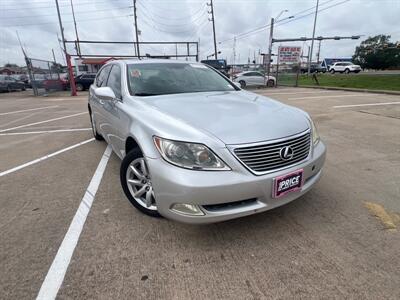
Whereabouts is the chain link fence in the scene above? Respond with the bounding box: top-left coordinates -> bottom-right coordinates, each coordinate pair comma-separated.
25,57 -> 67,96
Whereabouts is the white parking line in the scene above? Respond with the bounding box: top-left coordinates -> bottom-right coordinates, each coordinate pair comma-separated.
333,102 -> 400,108
36,145 -> 112,300
263,90 -> 332,95
0,128 -> 91,136
288,94 -> 365,100
0,105 -> 58,116
0,138 -> 94,177
0,113 -> 38,128
0,112 -> 86,133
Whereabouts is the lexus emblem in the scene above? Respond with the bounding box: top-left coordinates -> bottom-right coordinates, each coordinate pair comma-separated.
280,146 -> 294,160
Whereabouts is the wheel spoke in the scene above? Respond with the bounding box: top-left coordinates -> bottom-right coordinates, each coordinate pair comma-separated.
140,159 -> 148,177
134,186 -> 146,198
145,186 -> 153,207
130,165 -> 145,179
128,179 -> 143,186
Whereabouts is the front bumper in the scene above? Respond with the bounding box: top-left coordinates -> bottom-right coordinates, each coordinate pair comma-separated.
147,141 -> 326,224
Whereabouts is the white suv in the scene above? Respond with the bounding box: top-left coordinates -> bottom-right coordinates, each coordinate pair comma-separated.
329,62 -> 361,74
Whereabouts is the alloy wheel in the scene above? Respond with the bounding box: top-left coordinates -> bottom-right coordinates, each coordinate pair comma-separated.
126,158 -> 157,210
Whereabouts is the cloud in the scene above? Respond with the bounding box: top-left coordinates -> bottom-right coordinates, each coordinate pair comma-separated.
0,0 -> 399,66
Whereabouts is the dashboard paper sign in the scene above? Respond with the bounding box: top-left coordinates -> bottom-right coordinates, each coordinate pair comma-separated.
278,46 -> 301,63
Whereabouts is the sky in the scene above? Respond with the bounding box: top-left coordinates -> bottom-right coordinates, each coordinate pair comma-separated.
0,0 -> 399,67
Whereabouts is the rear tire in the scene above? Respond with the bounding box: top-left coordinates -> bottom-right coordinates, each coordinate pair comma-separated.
120,148 -> 161,218
89,110 -> 104,141
76,83 -> 84,91
239,80 -> 246,88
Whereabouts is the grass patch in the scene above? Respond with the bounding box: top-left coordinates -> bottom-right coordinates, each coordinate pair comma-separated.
295,74 -> 400,91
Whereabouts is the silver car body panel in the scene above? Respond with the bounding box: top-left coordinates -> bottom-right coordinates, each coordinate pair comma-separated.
89,59 -> 326,223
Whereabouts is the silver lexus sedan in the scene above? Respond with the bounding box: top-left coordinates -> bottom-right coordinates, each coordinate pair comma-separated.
88,59 -> 326,224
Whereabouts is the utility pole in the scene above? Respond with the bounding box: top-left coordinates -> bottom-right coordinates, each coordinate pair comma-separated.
69,0 -> 80,56
55,0 -> 76,96
307,0 -> 319,75
133,0 -> 140,59
52,48 -> 57,64
316,39 -> 322,64
233,36 -> 236,74
207,0 -> 218,59
266,17 -> 274,84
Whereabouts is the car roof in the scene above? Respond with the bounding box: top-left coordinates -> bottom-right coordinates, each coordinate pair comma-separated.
113,59 -> 201,66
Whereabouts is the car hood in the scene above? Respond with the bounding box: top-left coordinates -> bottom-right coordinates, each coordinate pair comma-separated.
143,91 -> 310,145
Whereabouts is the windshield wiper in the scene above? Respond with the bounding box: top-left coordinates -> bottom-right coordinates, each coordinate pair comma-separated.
133,92 -> 160,96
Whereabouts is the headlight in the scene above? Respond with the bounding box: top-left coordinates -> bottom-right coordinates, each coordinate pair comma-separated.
310,119 -> 320,145
153,136 -> 230,170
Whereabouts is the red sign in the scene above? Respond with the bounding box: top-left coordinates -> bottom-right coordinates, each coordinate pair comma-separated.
278,46 -> 301,63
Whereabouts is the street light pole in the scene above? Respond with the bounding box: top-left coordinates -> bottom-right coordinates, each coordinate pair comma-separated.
54,0 -> 76,96
266,17 -> 274,85
307,0 -> 319,75
69,0 -> 80,56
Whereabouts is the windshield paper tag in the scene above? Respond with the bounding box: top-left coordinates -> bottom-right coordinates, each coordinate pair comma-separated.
130,69 -> 141,78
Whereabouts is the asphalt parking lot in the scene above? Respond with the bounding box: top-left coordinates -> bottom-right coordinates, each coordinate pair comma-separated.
1,87 -> 399,299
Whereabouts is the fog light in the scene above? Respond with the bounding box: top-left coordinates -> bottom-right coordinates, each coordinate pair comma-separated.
171,203 -> 205,216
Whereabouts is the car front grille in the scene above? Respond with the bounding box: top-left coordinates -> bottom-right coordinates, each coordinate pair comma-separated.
233,130 -> 311,174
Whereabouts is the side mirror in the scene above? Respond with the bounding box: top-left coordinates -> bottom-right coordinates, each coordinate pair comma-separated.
94,87 -> 116,101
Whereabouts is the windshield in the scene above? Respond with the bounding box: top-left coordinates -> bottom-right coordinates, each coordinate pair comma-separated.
127,63 -> 237,96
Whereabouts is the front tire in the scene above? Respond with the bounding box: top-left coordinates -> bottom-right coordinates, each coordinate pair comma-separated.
120,149 -> 161,217
344,68 -> 350,74
330,69 -> 335,74
239,80 -> 246,88
267,79 -> 275,87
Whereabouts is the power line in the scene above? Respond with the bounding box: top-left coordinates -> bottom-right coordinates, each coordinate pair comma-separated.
3,14 -> 133,28
139,15 -> 209,35
0,5 -> 133,20
137,1 -> 206,22
138,4 -> 207,28
219,0 -> 348,44
0,0 -> 129,11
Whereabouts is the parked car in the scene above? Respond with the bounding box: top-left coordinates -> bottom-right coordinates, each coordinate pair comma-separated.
74,73 -> 96,91
233,71 -> 276,88
200,59 -> 229,77
43,74 -> 68,91
11,74 -> 30,87
88,60 -> 326,224
0,75 -> 26,92
300,64 -> 327,74
31,74 -> 47,89
329,62 -> 361,74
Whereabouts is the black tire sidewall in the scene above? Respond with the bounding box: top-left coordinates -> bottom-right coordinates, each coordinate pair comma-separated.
267,79 -> 274,87
120,149 -> 161,218
76,83 -> 84,91
89,111 -> 103,140
239,80 -> 246,88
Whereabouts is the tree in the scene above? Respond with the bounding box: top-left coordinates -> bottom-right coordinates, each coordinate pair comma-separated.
4,63 -> 19,68
353,35 -> 400,70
